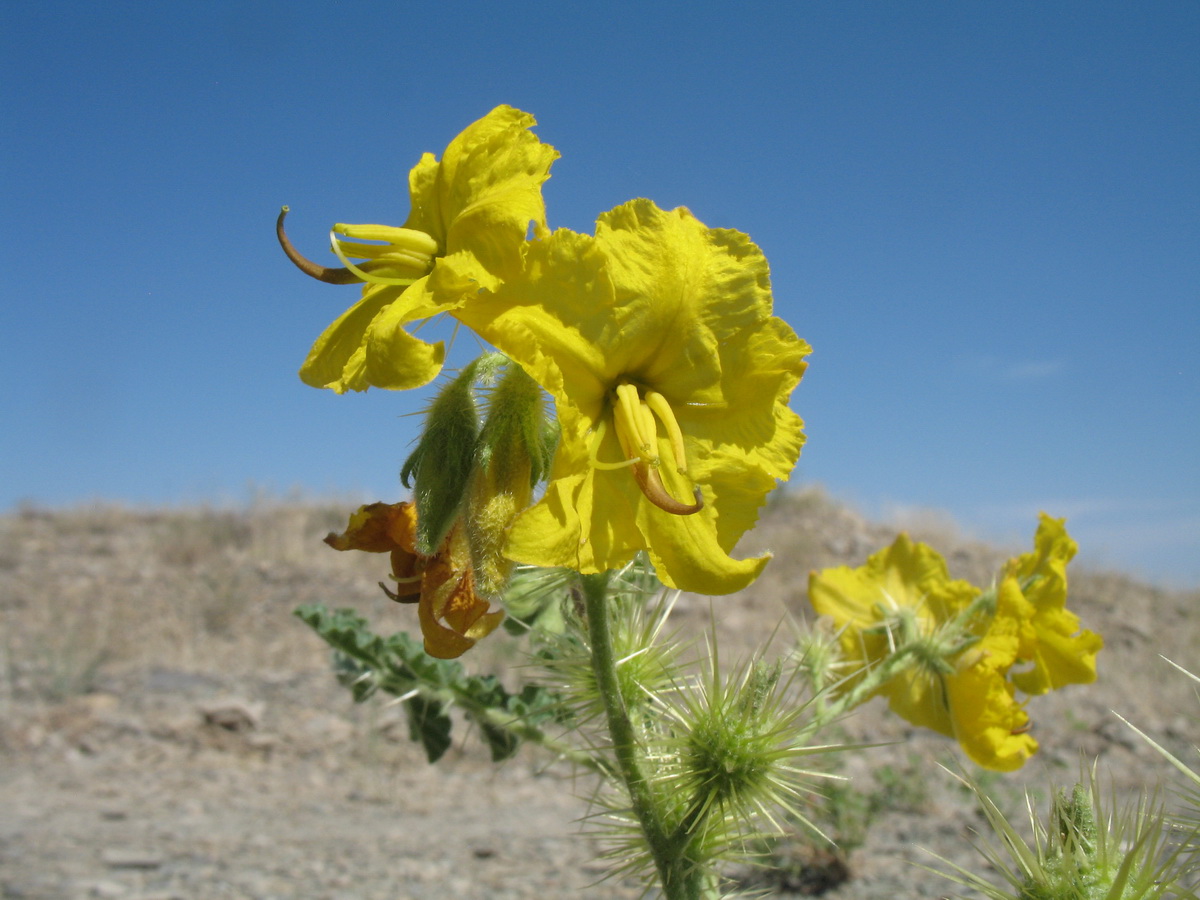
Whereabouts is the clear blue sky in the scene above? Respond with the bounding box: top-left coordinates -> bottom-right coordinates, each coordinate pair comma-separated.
3,2 -> 1197,586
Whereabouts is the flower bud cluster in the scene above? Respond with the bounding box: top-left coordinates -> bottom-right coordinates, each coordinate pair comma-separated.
324,355 -> 553,658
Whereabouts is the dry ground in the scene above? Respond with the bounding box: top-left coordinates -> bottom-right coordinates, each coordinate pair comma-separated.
1,489 -> 1196,899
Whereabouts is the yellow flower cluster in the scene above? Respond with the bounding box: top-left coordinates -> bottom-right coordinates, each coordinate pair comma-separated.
283,107 -> 810,655
808,514 -> 1103,771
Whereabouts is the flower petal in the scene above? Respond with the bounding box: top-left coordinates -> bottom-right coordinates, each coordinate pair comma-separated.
1006,514 -> 1103,693
945,665 -> 1038,772
945,577 -> 1039,771
322,501 -> 418,553
406,105 -> 558,278
299,287 -> 401,393
458,201 -> 809,592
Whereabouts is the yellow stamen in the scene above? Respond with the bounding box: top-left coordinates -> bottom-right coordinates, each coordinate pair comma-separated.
614,383 -> 650,459
645,390 -> 689,475
333,243 -> 435,269
333,223 -> 440,256
606,381 -> 703,516
325,223 -> 439,287
636,400 -> 659,458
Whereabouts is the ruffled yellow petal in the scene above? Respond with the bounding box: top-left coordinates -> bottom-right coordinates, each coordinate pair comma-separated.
299,287 -> 406,393
406,106 -> 558,277
944,577 -> 1039,770
945,663 -> 1037,771
1005,514 -> 1103,693
879,669 -> 955,736
458,200 -> 809,593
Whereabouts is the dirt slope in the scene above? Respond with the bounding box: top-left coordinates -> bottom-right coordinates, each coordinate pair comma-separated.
1,491 -> 1196,899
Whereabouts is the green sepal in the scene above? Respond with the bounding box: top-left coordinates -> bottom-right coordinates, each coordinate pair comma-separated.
465,361 -> 556,594
400,353 -> 506,555
474,361 -> 553,487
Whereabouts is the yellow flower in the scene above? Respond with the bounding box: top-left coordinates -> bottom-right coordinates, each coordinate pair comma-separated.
1005,513 -> 1102,694
324,502 -> 504,659
279,106 -> 558,393
936,578 -> 1039,771
807,533 -> 978,678
456,199 -> 810,594
808,535 -> 1038,771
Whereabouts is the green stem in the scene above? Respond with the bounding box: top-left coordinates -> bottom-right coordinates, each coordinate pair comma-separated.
474,704 -> 612,775
801,643 -> 927,743
579,572 -> 702,900
805,587 -> 1003,738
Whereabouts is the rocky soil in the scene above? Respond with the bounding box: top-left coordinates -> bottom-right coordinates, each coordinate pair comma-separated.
1,491 -> 1196,899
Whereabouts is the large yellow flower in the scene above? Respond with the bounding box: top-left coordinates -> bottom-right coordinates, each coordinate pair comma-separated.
456,199 -> 810,594
280,106 -> 558,393
809,535 -> 1038,771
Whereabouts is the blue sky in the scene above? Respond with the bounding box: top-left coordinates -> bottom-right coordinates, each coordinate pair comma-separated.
3,2 -> 1197,586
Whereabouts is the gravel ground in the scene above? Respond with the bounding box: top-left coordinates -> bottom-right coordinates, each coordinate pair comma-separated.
1,493 -> 1196,899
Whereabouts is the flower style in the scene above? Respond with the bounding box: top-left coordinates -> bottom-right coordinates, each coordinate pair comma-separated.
1003,513 -> 1102,695
279,105 -> 559,393
324,502 -> 504,659
808,534 -> 1039,771
455,199 -> 810,595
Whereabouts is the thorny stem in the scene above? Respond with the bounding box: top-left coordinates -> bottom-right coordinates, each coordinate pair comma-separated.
580,572 -> 705,900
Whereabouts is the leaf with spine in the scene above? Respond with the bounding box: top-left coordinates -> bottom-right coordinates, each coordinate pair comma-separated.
296,604 -> 566,763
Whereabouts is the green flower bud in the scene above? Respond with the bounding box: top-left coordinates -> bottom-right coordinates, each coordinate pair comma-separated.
401,354 -> 505,555
466,362 -> 553,595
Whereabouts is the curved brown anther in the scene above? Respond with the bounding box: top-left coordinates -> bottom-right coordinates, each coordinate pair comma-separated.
632,463 -> 704,516
276,206 -> 362,285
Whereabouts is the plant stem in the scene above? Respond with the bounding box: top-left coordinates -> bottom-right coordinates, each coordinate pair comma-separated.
579,572 -> 701,900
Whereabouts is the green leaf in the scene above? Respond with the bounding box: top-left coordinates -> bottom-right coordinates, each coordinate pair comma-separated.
296,603 -> 571,765
405,694 -> 454,763
479,720 -> 520,761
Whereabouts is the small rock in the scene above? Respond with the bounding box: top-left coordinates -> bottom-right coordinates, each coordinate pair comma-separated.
244,731 -> 278,751
101,848 -> 163,870
199,698 -> 264,732
82,879 -> 128,897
